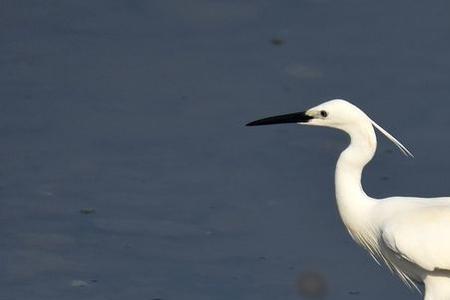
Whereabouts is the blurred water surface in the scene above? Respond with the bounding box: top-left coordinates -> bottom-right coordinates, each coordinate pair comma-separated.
1,1 -> 450,299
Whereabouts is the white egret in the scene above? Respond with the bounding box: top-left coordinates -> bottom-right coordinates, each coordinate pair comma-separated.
247,99 -> 450,300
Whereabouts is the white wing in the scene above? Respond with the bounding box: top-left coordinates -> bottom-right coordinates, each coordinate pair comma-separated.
382,204 -> 450,271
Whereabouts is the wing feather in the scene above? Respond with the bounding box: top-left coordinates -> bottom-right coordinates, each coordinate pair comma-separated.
382,206 -> 450,272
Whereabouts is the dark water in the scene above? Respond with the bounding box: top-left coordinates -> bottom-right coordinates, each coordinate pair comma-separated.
1,1 -> 450,299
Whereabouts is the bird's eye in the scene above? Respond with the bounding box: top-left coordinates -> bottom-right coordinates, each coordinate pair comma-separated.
320,110 -> 328,118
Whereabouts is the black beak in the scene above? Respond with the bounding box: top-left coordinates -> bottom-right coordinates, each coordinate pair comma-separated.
246,111 -> 313,126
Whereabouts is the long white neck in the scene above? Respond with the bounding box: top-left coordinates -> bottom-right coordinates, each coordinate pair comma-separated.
335,121 -> 377,232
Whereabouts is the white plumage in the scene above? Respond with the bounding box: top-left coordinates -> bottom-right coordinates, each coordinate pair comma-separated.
247,99 -> 450,300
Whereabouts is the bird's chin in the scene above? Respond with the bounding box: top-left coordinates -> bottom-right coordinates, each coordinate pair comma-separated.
300,119 -> 320,126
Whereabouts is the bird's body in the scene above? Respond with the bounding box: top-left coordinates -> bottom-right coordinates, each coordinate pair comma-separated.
334,122 -> 450,298
247,99 -> 450,300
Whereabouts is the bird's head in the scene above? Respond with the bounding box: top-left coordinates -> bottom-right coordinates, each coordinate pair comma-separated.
247,99 -> 364,130
246,99 -> 413,157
